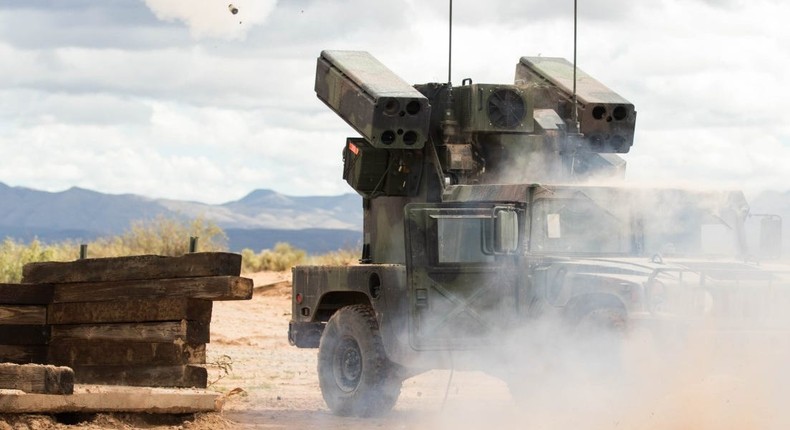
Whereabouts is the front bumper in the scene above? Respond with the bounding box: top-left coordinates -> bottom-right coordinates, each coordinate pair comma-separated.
288,321 -> 324,348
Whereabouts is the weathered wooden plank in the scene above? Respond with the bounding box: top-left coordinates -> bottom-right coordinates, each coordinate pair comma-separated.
71,365 -> 208,388
0,305 -> 47,325
0,345 -> 48,364
50,321 -> 209,344
0,325 -> 49,345
23,252 -> 241,284
0,385 -> 222,413
0,284 -> 53,305
52,275 -> 252,303
0,363 -> 74,394
49,341 -> 206,366
48,298 -> 212,325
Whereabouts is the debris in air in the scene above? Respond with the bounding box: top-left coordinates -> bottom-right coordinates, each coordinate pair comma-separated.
228,4 -> 239,15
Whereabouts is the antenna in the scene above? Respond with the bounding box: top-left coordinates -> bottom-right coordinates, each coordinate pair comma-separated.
572,0 -> 579,132
448,0 -> 453,85
439,0 -> 459,185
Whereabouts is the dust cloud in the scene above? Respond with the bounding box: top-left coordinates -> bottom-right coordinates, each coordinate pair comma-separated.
412,319 -> 790,430
406,181 -> 790,430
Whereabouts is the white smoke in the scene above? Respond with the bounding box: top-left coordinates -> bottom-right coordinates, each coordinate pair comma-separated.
142,0 -> 277,40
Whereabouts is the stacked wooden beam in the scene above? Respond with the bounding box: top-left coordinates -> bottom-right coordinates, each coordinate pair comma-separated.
0,385 -> 222,414
0,363 -> 73,394
8,252 -> 253,389
0,283 -> 52,365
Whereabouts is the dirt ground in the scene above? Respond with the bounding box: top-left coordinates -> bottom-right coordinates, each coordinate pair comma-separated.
0,272 -> 514,430
207,272 -> 516,430
209,275 -> 790,430
4,271 -> 789,429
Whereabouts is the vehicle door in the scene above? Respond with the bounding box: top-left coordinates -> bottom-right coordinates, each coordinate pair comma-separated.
405,203 -> 521,350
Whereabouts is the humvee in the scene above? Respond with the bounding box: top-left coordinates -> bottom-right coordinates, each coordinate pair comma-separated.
288,51 -> 786,416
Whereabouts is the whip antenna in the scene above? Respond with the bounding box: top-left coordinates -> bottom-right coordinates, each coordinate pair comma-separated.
438,0 -> 459,186
448,0 -> 453,85
572,0 -> 579,131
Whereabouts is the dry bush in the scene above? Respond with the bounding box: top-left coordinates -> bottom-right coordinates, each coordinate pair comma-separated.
0,238 -> 75,283
88,216 -> 227,258
0,216 -> 227,283
240,244 -> 360,273
1,220 -> 361,281
241,242 -> 306,272
308,248 -> 359,266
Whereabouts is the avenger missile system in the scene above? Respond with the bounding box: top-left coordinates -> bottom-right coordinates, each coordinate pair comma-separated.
316,50 -> 636,199
290,50 -> 785,420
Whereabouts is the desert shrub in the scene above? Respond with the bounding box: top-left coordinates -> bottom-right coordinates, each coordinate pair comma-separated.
241,242 -> 306,272
88,216 -> 227,258
0,216 -> 227,282
240,245 -> 361,273
0,238 -> 75,283
308,248 -> 359,266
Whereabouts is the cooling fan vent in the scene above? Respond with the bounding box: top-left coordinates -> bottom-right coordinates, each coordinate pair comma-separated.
487,88 -> 526,128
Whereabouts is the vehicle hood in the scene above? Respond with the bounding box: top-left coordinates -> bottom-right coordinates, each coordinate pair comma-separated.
538,256 -> 790,326
551,256 -> 790,284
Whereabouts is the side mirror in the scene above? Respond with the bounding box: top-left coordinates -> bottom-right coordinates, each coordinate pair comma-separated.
759,215 -> 782,258
494,208 -> 519,253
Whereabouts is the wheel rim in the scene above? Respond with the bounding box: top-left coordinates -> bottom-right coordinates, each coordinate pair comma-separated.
333,336 -> 362,392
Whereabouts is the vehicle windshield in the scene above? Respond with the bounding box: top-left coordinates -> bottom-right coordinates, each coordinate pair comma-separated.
639,190 -> 744,257
531,193 -> 631,254
529,188 -> 747,257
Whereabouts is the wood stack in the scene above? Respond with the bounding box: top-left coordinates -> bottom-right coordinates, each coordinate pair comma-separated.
0,283 -> 52,365
0,252 -> 253,389
0,363 -> 74,395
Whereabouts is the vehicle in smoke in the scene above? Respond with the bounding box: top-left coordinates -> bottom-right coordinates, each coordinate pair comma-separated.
288,50 -> 786,417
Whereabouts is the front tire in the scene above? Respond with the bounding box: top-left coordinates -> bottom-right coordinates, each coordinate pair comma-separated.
317,304 -> 401,417
574,306 -> 627,374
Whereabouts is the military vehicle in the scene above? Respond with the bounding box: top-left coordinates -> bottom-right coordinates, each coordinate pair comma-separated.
288,50 -> 787,417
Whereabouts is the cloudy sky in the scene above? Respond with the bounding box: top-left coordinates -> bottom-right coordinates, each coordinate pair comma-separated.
0,0 -> 788,204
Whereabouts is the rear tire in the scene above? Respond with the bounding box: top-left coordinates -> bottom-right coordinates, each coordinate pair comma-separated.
576,306 -> 626,336
317,304 -> 401,417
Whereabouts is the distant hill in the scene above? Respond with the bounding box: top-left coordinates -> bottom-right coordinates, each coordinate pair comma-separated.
3,181 -> 789,256
0,182 -> 362,254
226,228 -> 361,254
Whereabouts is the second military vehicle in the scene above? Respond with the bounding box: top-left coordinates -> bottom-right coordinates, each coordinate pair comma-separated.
288,50 -> 787,416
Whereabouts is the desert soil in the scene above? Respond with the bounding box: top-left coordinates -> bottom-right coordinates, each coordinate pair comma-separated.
0,272 -> 514,430
207,272 -> 515,430
4,272 -> 785,429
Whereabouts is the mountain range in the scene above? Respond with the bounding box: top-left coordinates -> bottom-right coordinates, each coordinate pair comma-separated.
1,182 -> 788,255
0,182 -> 362,254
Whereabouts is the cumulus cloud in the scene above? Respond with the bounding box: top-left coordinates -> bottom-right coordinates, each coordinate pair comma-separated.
0,0 -> 788,203
142,0 -> 277,40
0,96 -> 349,203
